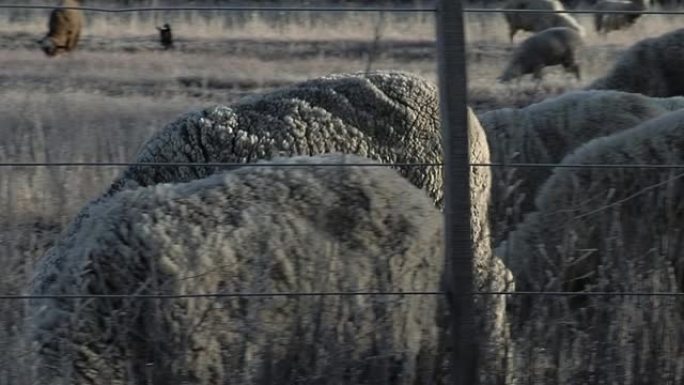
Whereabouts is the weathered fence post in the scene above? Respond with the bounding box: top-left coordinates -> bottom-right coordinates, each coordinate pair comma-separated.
435,1 -> 478,384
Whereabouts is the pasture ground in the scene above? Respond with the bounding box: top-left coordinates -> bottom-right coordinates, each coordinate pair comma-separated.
0,2 -> 682,381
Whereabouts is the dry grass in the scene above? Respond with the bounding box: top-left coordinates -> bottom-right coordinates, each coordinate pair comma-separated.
1,1 -> 684,382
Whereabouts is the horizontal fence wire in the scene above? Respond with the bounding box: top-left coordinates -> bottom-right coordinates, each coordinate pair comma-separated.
466,7 -> 684,15
4,161 -> 684,170
1,4 -> 684,15
0,4 -> 436,12
6,291 -> 684,299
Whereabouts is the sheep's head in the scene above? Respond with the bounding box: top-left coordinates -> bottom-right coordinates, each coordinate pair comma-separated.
497,64 -> 521,83
37,36 -> 71,57
37,37 -> 59,57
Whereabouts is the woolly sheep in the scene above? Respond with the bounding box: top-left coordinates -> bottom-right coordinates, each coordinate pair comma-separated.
593,0 -> 647,35
478,90 -> 684,241
38,0 -> 83,57
29,149 -> 514,384
102,73 -> 516,373
28,154 -> 445,385
498,27 -> 584,83
503,0 -> 585,43
587,28 -> 684,97
29,105 -> 515,384
106,71 -> 443,204
496,108 -> 684,384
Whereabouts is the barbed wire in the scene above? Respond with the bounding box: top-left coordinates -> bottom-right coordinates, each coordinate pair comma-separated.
1,4 -> 683,16
3,161 -> 684,170
6,290 -> 684,300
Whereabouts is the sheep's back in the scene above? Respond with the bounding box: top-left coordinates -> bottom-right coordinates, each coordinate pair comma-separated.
29,154 -> 445,385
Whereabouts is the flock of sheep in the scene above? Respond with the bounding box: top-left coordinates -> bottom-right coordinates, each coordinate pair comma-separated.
499,0 -> 655,83
21,0 -> 684,384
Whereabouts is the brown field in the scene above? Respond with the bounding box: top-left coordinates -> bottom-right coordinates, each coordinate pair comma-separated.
1,2 -> 683,382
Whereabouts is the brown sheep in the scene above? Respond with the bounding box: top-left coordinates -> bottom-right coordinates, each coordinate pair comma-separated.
498,27 -> 584,83
38,0 -> 83,57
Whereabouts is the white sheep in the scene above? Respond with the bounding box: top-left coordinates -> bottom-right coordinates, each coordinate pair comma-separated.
503,0 -> 585,43
28,146 -> 512,385
103,76 -> 515,380
593,0 -> 648,35
498,27 -> 584,83
478,90 -> 684,242
28,75 -> 515,383
587,28 -> 684,96
496,108 -> 684,385
106,71 -> 444,206
28,154 -> 445,385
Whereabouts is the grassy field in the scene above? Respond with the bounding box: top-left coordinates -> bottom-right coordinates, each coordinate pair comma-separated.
1,1 -> 683,382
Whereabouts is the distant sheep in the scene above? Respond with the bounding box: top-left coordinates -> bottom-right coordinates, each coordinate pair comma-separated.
29,154 -> 445,385
498,27 -> 584,83
38,0 -> 83,57
594,0 -> 647,35
478,90 -> 684,241
587,28 -> 684,96
496,109 -> 684,384
503,0 -> 585,43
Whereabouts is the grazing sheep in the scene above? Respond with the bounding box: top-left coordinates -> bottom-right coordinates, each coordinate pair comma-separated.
587,28 -> 684,97
478,90 -> 684,241
157,23 -> 174,49
38,0 -> 83,57
498,27 -> 584,83
29,108 -> 515,384
28,154 -> 445,385
594,0 -> 647,35
497,109 -> 684,384
503,0 -> 585,43
101,72 -> 516,376
106,71 -> 444,205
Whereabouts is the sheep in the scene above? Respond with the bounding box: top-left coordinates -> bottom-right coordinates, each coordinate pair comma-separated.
29,109 -> 515,384
502,0 -> 585,43
100,72 -> 516,376
37,0 -> 83,57
27,154 -> 446,385
106,71 -> 444,206
477,89 -> 684,242
498,27 -> 584,83
593,0 -> 647,35
587,28 -> 684,97
157,23 -> 174,50
496,109 -> 684,384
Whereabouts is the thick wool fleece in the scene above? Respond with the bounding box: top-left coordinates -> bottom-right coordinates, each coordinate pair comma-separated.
107,71 -> 444,205
587,28 -> 684,97
479,90 -> 684,241
29,154 -> 445,385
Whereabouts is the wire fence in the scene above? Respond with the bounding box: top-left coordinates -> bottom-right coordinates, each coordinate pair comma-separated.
4,161 -> 684,169
2,3 -> 684,15
6,290 -> 684,300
